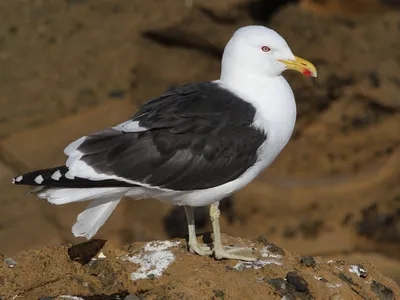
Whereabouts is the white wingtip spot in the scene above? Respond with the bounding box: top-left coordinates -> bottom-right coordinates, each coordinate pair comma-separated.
34,175 -> 44,184
13,175 -> 23,183
51,170 -> 62,181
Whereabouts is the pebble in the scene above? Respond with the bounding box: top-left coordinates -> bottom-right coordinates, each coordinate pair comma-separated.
300,256 -> 316,268
4,258 -> 17,268
286,271 -> 309,293
371,281 -> 394,300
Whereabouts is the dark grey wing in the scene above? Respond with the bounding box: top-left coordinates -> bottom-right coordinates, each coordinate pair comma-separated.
70,82 -> 267,191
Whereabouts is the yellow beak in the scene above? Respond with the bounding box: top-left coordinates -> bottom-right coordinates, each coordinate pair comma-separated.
279,56 -> 317,78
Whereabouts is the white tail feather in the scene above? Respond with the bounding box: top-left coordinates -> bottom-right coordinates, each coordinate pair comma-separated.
37,187 -> 129,205
72,197 -> 121,239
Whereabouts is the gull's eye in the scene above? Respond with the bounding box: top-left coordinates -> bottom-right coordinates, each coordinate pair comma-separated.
261,46 -> 271,52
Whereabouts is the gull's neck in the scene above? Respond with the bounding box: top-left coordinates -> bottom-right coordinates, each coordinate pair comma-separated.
219,66 -> 296,122
220,65 -> 283,95
219,65 -> 297,150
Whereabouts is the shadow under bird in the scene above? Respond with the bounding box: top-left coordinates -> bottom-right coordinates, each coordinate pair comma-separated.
13,25 -> 317,261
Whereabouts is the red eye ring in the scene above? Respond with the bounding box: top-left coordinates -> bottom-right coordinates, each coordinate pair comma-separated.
261,46 -> 271,52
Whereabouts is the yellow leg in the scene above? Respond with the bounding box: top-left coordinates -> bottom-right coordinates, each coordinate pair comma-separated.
184,205 -> 212,256
210,202 -> 256,261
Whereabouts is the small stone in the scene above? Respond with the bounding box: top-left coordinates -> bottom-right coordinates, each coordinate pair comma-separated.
371,281 -> 394,300
4,258 -> 17,268
286,272 -> 309,293
213,289 -> 225,299
68,239 -> 106,265
300,256 -> 316,267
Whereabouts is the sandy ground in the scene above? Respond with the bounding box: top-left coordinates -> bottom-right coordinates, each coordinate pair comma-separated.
1,0 -> 400,296
1,235 -> 400,299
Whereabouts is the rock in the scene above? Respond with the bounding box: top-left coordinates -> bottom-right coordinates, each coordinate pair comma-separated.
300,256 -> 317,268
268,272 -> 313,300
371,281 -> 394,300
68,239 -> 107,265
3,258 -> 16,268
0,235 -> 399,299
286,271 -> 310,293
212,289 -> 225,299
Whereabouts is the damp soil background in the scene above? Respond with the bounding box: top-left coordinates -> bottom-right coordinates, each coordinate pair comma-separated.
1,0 -> 400,289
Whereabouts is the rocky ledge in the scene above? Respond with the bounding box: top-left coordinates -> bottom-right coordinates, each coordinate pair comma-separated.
1,235 -> 399,300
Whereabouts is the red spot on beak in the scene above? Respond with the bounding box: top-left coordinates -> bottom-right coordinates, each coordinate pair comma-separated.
302,69 -> 313,77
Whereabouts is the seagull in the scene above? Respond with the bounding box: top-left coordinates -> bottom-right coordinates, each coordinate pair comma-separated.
12,25 -> 316,261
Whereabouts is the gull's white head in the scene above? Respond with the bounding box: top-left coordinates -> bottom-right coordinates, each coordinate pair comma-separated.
221,25 -> 317,78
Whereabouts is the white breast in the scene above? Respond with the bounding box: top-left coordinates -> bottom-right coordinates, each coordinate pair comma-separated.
220,75 -> 297,169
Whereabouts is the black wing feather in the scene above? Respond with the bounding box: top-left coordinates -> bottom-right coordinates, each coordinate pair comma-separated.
76,82 -> 266,190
